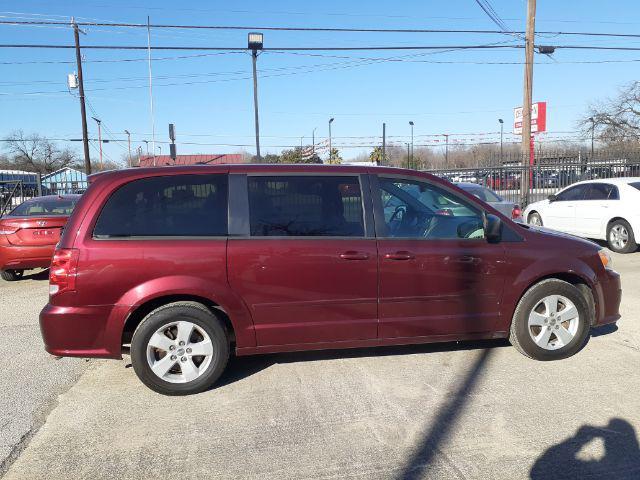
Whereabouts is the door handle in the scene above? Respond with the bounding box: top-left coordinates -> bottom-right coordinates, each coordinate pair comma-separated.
384,251 -> 415,260
339,251 -> 370,260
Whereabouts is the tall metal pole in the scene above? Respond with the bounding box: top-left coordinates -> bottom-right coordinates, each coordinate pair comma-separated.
144,140 -> 149,156
499,119 -> 504,167
382,122 -> 386,166
251,50 -> 261,161
312,127 -> 317,155
72,18 -> 91,175
146,16 -> 156,166
328,118 -> 334,162
444,134 -> 449,163
409,121 -> 414,169
590,117 -> 595,157
520,0 -> 536,206
97,121 -> 103,170
124,130 -> 131,167
406,143 -> 410,169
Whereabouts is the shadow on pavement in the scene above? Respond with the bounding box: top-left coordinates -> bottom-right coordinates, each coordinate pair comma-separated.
394,348 -> 493,479
16,269 -> 49,281
216,339 -> 506,389
530,418 -> 640,480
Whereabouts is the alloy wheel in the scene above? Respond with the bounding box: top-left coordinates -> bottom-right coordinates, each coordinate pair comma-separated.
609,225 -> 629,251
527,295 -> 580,350
146,321 -> 214,383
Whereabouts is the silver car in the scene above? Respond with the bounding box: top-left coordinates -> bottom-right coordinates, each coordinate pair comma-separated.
455,182 -> 522,221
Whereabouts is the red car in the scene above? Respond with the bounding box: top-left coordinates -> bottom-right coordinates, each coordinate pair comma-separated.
0,195 -> 80,281
39,165 -> 621,395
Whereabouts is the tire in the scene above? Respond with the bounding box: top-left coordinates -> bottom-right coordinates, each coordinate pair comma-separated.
528,211 -> 543,227
607,219 -> 637,254
131,301 -> 230,396
1,269 -> 24,281
509,279 -> 591,361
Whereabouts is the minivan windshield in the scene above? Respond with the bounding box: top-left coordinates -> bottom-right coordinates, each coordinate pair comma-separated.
8,196 -> 79,217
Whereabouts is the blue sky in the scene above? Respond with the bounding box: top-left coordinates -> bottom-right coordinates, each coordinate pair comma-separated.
1,0 -> 639,163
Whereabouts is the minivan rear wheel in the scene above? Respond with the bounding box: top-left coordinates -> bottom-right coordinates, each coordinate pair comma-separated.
509,279 -> 590,361
131,302 -> 229,396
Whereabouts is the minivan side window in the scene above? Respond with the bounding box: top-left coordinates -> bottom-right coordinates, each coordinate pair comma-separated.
556,184 -> 587,201
584,183 -> 619,200
248,176 -> 364,237
93,174 -> 228,238
379,177 -> 484,239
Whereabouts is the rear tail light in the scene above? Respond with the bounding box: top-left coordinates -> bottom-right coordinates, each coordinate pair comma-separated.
512,205 -> 523,220
49,248 -> 79,296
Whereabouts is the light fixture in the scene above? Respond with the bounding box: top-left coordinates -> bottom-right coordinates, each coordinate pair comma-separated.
248,32 -> 264,50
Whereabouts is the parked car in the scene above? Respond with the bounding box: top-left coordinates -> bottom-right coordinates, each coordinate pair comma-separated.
0,195 -> 81,281
40,165 -> 621,395
523,178 -> 640,253
456,182 -> 522,221
484,173 -> 519,190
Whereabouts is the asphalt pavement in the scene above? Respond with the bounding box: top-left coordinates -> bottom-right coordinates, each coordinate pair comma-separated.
0,270 -> 88,476
1,254 -> 640,479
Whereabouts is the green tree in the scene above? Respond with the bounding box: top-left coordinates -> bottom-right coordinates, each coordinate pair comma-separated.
369,146 -> 385,165
328,147 -> 342,164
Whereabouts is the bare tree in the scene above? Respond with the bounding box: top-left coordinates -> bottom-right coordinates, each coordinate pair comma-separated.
4,130 -> 80,173
581,81 -> 640,143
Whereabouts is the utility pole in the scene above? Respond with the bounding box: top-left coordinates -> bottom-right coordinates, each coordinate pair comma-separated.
248,33 -> 264,161
520,0 -> 536,206
382,122 -> 386,166
72,18 -> 91,175
499,118 -> 504,167
124,130 -> 131,167
146,16 -> 156,166
91,117 -> 103,170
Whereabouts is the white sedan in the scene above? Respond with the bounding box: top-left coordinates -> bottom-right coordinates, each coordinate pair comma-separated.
523,177 -> 640,253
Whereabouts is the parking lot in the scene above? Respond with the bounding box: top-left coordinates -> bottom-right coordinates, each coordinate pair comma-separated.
0,253 -> 639,479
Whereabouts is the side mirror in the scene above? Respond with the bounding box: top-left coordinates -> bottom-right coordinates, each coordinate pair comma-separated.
548,194 -> 557,202
484,214 -> 503,244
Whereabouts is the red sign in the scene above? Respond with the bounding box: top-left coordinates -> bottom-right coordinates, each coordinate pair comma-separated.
513,101 -> 547,134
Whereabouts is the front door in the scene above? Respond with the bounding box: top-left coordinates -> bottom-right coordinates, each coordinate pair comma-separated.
374,175 -> 507,339
544,184 -> 588,232
228,174 -> 378,346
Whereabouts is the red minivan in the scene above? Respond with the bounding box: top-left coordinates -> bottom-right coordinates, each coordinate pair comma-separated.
39,165 -> 621,395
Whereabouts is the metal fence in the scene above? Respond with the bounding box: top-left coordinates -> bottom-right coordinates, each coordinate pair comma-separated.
0,170 -> 88,216
426,153 -> 640,207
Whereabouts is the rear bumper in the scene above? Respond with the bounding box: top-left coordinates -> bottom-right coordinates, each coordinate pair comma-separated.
39,302 -> 121,359
594,269 -> 622,326
0,243 -> 55,270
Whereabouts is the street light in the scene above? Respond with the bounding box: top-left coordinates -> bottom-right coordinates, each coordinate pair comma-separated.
409,121 -> 414,169
157,145 -> 162,156
143,140 -> 149,156
91,116 -> 103,170
124,129 -> 131,167
498,118 -> 504,166
443,134 -> 449,164
248,32 -> 264,161
328,117 -> 334,163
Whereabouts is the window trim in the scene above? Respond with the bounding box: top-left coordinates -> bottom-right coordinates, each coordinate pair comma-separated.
371,173 -> 486,241
240,173 -> 373,240
91,173 -> 229,240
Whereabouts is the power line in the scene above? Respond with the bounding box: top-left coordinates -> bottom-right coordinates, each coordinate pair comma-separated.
2,19 -> 640,39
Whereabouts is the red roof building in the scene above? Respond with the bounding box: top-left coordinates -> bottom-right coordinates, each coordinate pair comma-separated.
138,154 -> 245,167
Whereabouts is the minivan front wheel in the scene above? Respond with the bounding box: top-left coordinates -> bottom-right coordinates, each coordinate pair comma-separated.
131,302 -> 229,396
509,279 -> 590,361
